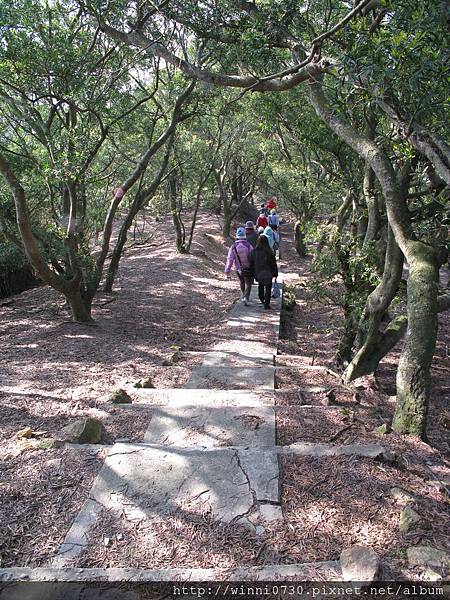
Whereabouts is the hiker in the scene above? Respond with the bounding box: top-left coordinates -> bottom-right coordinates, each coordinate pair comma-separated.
250,235 -> 278,310
256,209 -> 268,230
257,226 -> 265,234
271,224 -> 280,253
224,227 -> 254,306
268,208 -> 280,228
245,221 -> 258,248
266,197 -> 277,212
260,203 -> 269,217
263,225 -> 276,251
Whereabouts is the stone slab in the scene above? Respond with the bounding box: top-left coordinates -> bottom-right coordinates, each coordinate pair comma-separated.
0,561 -> 342,582
52,443 -> 281,567
143,404 -> 275,447
0,582 -> 138,600
238,448 -> 280,503
186,366 -> 275,390
202,350 -> 274,367
128,388 -> 275,406
280,442 -> 387,459
51,499 -> 103,568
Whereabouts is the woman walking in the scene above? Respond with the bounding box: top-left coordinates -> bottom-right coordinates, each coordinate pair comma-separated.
250,235 -> 278,310
224,227 -> 254,305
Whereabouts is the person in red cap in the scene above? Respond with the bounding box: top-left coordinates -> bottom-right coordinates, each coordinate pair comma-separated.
266,197 -> 277,212
256,209 -> 268,230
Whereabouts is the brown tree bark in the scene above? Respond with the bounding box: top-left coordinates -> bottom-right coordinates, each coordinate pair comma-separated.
0,153 -> 94,322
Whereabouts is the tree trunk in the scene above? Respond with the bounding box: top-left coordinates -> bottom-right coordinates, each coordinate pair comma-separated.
294,220 -> 307,256
362,163 -> 380,250
343,226 -> 403,381
393,241 -> 439,436
0,152 -> 94,322
215,171 -> 232,238
169,173 -> 187,253
103,136 -> 175,292
66,288 -> 93,322
103,208 -> 136,293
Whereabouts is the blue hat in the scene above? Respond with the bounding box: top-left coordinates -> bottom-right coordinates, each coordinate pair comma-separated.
236,227 -> 246,239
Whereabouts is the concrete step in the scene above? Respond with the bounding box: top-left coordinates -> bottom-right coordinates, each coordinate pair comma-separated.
185,366 -> 275,390
52,443 -> 281,567
125,388 -> 276,406
0,560 -> 342,583
51,440 -> 388,568
143,403 -> 275,447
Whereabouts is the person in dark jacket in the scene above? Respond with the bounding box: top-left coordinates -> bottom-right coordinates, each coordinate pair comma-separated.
250,235 -> 278,310
245,221 -> 258,247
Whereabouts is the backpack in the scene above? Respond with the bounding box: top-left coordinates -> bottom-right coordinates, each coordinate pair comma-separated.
233,242 -> 253,276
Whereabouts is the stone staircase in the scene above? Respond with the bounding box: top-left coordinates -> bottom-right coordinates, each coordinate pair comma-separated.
0,274 -> 389,587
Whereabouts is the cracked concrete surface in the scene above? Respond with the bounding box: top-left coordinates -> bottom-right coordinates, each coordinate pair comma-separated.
143,403 -> 275,447
87,443 -> 280,524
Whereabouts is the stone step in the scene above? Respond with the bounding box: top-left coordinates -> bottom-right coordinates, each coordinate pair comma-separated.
185,366 -> 275,390
120,387 -> 349,407
143,403 -> 275,447
201,350 -> 274,367
125,388 -> 276,406
51,441 -> 387,569
52,443 -> 281,567
0,560 -> 342,582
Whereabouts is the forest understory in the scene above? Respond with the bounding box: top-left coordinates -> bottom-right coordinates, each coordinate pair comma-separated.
0,213 -> 448,579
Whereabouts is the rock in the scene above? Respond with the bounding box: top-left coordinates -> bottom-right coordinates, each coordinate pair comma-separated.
407,546 -> 450,570
134,378 -> 154,389
235,517 -> 256,532
38,437 -> 64,450
373,423 -> 390,435
259,504 -> 283,523
381,449 -> 400,464
399,506 -> 422,532
422,568 -> 443,581
15,426 -> 33,439
340,545 -> 380,582
428,479 -> 450,494
46,458 -> 62,469
390,487 -> 417,506
108,388 -> 132,404
59,418 -> 103,444
255,525 -> 266,536
325,389 -> 336,403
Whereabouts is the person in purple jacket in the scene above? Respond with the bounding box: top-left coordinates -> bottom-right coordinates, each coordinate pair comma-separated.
224,227 -> 254,305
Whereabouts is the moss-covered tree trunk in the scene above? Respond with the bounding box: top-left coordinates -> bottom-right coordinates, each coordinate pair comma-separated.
294,220 -> 307,256
392,241 -> 439,436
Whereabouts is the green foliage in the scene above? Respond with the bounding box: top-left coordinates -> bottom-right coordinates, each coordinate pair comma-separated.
0,241 -> 28,273
307,223 -> 380,324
